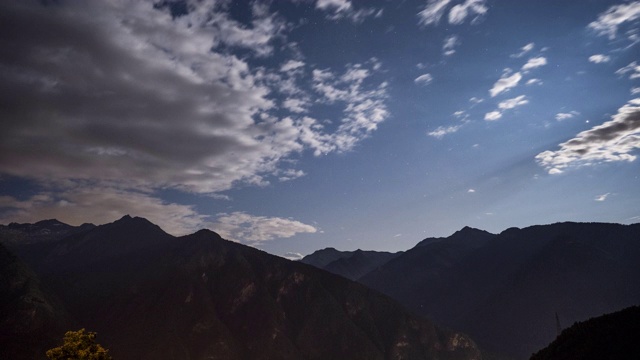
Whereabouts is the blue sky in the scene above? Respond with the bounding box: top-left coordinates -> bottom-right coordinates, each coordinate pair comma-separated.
1,0 -> 639,259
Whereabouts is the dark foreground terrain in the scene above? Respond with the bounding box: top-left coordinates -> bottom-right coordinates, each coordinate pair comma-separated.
530,305 -> 640,360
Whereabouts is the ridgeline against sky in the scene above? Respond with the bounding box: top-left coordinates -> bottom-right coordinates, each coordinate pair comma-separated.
1,0 -> 639,258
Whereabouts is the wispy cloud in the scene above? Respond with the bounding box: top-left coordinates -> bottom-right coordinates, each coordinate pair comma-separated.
511,43 -> 535,58
448,0 -> 488,25
281,59 -> 306,73
616,61 -> 640,79
555,111 -> 580,121
536,98 -> 640,174
443,35 -> 460,56
415,73 -> 434,85
489,71 -> 522,97
589,54 -> 611,64
522,56 -> 547,71
418,0 -> 452,26
418,0 -> 487,26
484,111 -> 502,121
588,1 -> 640,39
484,95 -> 529,121
595,193 -> 610,202
428,124 -> 462,138
212,212 -> 318,244
526,78 -> 543,86
315,0 -> 382,23
498,95 -> 529,110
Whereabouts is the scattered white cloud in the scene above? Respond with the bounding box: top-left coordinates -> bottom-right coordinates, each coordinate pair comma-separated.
448,0 -> 488,25
555,111 -> 580,121
588,54 -> 611,63
443,35 -> 460,56
498,95 -> 529,110
282,98 -> 310,113
588,1 -> 640,39
526,78 -> 543,86
616,61 -> 640,79
316,0 -> 382,23
278,169 -> 306,182
595,193 -> 610,202
428,124 -> 462,138
522,56 -> 548,71
418,0 -> 452,26
212,212 -> 318,243
484,111 -> 502,121
536,98 -> 640,174
489,71 -> 522,97
469,96 -> 484,104
418,0 -> 487,26
281,59 -> 305,73
467,188 -> 476,193
415,73 -> 434,85
511,43 -> 535,58
484,95 -> 528,121
309,63 -> 389,155
632,87 -> 640,95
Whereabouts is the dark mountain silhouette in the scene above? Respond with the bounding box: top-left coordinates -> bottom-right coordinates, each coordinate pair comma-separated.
360,222 -> 640,359
299,247 -> 352,268
530,305 -> 640,360
2,216 -> 483,360
0,243 -> 73,359
301,248 -> 401,280
0,219 -> 95,248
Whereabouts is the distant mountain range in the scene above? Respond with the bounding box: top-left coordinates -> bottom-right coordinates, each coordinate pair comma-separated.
303,223 -> 640,359
300,248 -> 401,281
0,216 -> 482,360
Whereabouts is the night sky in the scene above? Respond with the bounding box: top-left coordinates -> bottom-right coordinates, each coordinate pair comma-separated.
1,0 -> 639,259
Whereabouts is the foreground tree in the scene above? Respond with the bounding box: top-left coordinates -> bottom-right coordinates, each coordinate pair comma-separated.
46,329 -> 113,360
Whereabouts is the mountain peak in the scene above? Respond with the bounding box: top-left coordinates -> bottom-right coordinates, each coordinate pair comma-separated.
456,226 -> 486,234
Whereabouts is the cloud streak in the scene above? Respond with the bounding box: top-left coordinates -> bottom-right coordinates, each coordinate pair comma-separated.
418,0 -> 487,26
212,212 -> 318,244
315,0 -> 382,23
428,124 -> 462,138
589,1 -> 640,39
616,61 -> 640,79
522,56 -> 547,71
536,98 -> 640,174
414,73 -> 434,85
489,72 -> 522,97
484,95 -> 529,121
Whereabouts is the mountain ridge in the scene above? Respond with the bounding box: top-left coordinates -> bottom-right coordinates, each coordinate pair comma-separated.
359,221 -> 640,359
1,216 -> 483,360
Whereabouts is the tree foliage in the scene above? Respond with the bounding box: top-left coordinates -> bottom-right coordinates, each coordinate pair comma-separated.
46,329 -> 113,360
